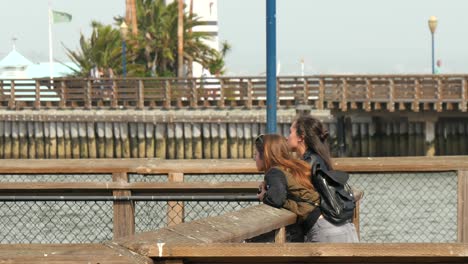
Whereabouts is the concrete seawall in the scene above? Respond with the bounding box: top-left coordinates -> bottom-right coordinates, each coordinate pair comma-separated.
0,109 -> 466,159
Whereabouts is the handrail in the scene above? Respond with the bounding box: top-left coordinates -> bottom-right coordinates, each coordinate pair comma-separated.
0,156 -> 467,174
1,75 -> 467,112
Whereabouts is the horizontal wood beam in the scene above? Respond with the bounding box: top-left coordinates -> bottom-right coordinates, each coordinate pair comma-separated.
0,156 -> 467,174
0,181 -> 259,191
144,243 -> 468,260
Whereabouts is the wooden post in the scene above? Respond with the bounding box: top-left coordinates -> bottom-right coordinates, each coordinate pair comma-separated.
219,123 -> 228,159
21,122 -> 30,159
461,78 -> 467,112
413,78 -> 421,112
218,79 -> 225,109
340,78 -> 348,112
85,80 -> 92,110
112,80 -> 119,109
175,123 -> 184,159
246,79 -> 253,109
458,170 -> 468,242
274,227 -> 286,243
436,78 -> 443,112
318,78 -> 324,110
190,79 -> 197,109
387,79 -> 395,112
210,123 -> 219,159
129,122 -> 138,158
59,81 -> 66,109
34,80 -> 41,109
365,78 -> 372,112
105,122 -> 114,158
167,173 -> 184,226
112,172 -> 135,239
137,80 -> 144,109
8,81 -> 15,110
164,80 -> 171,109
0,121 -> 4,159
425,120 -> 436,156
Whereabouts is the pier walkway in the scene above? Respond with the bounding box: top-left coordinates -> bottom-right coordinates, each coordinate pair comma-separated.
1,75 -> 467,112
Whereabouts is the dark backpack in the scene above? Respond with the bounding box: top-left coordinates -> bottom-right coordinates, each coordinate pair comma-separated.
311,161 -> 356,225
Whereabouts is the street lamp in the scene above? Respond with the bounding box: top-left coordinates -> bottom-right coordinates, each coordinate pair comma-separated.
428,16 -> 438,74
120,21 -> 128,77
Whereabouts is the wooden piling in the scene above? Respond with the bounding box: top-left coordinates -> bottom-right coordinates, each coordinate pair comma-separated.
0,121 -> 4,158
3,121 -> 11,159
114,122 -> 122,158
167,123 -> 175,159
183,123 -> 192,159
368,122 -> 376,157
48,122 -> 58,158
70,122 -> 80,159
228,123 -> 238,158
35,122 -> 45,159
43,121 -> 50,159
155,123 -> 166,159
351,123 -> 360,157
88,122 -> 97,158
145,123 -> 155,158
129,123 -> 138,158
244,124 -> 252,159
120,122 -> 130,158
104,122 -> 114,158
96,122 -> 105,158
210,123 -> 219,159
137,123 -> 145,158
237,124 -> 245,158
11,122 -> 19,159
21,122 -> 30,159
399,121 -> 408,157
360,123 -> 369,157
192,123 -> 202,159
175,123 -> 184,159
56,122 -> 65,159
219,123 -> 228,159
202,123 -> 211,158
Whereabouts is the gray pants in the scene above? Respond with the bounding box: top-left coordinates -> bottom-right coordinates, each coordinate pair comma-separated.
305,217 -> 359,242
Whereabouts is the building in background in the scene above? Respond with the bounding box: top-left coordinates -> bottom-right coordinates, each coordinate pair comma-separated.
0,46 -> 77,79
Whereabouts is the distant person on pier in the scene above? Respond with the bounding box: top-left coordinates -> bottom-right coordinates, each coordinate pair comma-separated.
435,59 -> 442,74
254,134 -> 319,242
287,115 -> 359,242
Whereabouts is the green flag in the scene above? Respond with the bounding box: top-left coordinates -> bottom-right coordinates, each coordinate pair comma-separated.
52,10 -> 72,23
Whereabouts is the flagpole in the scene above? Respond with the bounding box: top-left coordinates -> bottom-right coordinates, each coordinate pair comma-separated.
48,1 -> 54,80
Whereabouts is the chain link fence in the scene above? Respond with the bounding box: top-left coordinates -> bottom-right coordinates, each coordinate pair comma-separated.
0,171 -> 459,243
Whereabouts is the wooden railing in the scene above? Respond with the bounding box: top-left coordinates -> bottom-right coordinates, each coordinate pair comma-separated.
1,157 -> 468,263
1,75 -> 467,112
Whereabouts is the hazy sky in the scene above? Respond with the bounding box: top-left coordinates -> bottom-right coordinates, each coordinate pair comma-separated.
2,0 -> 468,75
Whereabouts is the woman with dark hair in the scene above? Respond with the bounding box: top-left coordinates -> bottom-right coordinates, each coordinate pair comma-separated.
255,134 -> 320,242
287,115 -> 359,242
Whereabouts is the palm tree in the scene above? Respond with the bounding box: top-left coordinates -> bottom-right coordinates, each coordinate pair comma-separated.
64,22 -> 143,77
132,0 -> 225,77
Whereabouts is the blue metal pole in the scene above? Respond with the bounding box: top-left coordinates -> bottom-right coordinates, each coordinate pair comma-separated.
266,0 -> 277,133
431,33 -> 435,74
122,40 -> 127,77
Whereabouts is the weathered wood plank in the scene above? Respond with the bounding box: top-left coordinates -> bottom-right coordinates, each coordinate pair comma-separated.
140,243 -> 468,263
0,243 -> 153,264
115,205 -> 296,256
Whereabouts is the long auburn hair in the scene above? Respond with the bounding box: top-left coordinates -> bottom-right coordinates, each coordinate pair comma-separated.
255,134 -> 313,189
294,115 -> 334,170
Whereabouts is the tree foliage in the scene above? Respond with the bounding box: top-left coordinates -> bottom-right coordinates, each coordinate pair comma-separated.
65,0 -> 229,77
